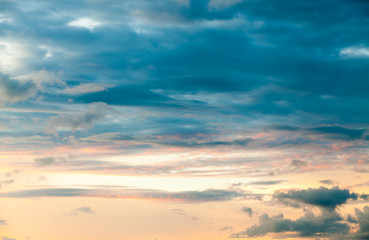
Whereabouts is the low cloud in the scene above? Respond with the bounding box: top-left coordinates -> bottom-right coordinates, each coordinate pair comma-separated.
45,102 -> 110,135
0,220 -> 6,225
273,186 -> 358,210
241,207 -> 253,217
231,210 -> 349,238
353,206 -> 369,239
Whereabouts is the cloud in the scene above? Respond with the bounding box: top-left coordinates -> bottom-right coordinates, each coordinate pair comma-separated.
33,156 -> 67,166
231,210 -> 349,238
45,102 -> 110,135
0,179 -> 14,188
0,187 -> 246,202
171,208 -> 199,220
0,73 -> 37,104
68,18 -> 101,31
320,179 -> 335,185
290,160 -> 308,168
219,225 -> 234,232
208,0 -> 243,10
273,186 -> 358,210
352,206 -> 369,239
339,46 -> 369,58
62,83 -> 108,95
2,238 -> 16,240
241,207 -> 253,217
67,206 -> 95,216
250,180 -> 284,186
0,220 -> 6,225
310,126 -> 365,140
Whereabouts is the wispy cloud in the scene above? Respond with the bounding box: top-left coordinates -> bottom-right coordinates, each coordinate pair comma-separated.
0,187 -> 247,202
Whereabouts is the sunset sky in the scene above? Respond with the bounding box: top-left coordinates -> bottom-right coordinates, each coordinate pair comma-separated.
1,0 -> 369,239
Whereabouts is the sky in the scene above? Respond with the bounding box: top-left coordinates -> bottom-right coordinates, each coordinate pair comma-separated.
0,0 -> 369,239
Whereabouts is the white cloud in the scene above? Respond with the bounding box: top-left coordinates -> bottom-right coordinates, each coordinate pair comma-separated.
68,18 -> 101,31
339,46 -> 369,58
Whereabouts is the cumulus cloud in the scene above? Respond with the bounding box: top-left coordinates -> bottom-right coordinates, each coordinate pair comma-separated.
231,210 -> 349,238
353,206 -> 369,239
45,102 -> 110,135
273,186 -> 358,210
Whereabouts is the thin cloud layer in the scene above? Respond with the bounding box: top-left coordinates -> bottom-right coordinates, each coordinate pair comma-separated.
0,187 -> 246,202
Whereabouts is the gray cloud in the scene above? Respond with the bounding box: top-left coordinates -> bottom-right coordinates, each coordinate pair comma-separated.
353,206 -> 369,239
219,225 -> 234,232
33,156 -> 66,166
171,208 -> 199,220
0,73 -> 37,104
0,187 -> 246,202
273,187 -> 358,210
320,179 -> 336,185
2,238 -> 16,240
290,160 -> 308,168
0,180 -> 14,188
241,207 -> 253,217
0,220 -> 6,225
45,102 -> 110,135
231,210 -> 349,238
250,180 -> 284,186
67,206 -> 95,216
76,206 -> 94,214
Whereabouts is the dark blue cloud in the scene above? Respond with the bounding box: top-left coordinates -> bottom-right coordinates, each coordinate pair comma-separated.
273,186 -> 358,210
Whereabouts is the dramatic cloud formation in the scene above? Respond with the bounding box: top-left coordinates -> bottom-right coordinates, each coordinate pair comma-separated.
232,210 -> 349,238
0,0 -> 368,239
